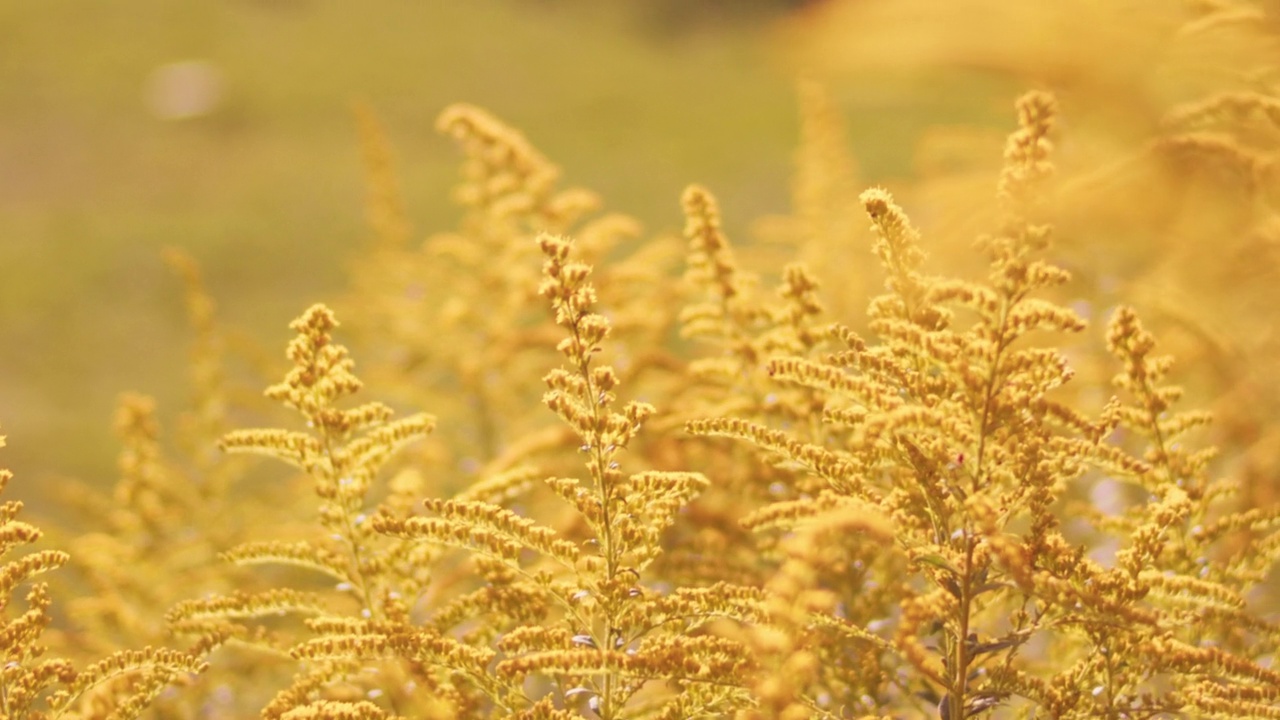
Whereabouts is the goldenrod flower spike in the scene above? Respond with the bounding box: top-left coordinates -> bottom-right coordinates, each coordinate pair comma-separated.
0,428 -> 207,719
190,305 -> 454,717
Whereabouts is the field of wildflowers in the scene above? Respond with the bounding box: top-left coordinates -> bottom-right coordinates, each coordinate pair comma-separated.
3,1 -> 1280,718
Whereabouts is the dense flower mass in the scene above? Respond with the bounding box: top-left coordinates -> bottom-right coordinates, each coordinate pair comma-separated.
5,3 -> 1280,717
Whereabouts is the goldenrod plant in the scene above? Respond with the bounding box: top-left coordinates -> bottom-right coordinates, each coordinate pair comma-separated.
787,0 -> 1280,518
49,252 -> 290,718
343,103 -> 678,496
10,19 -> 1280,719
373,231 -> 760,718
0,429 -> 206,719
165,305 -> 447,720
689,91 -> 1280,719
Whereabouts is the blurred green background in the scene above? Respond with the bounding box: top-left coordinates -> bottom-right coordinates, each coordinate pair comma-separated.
0,0 -> 1014,499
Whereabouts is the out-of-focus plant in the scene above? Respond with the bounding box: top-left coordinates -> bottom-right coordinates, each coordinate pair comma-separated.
779,0 -> 1280,513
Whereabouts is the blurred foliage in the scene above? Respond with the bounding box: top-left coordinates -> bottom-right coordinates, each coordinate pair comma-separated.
0,0 -> 807,489
781,0 -> 1280,511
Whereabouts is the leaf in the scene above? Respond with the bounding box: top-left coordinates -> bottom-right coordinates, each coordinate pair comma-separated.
967,629 -> 1031,658
941,576 -> 962,599
972,580 -> 1012,597
914,552 -> 961,577
965,692 -> 1005,717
